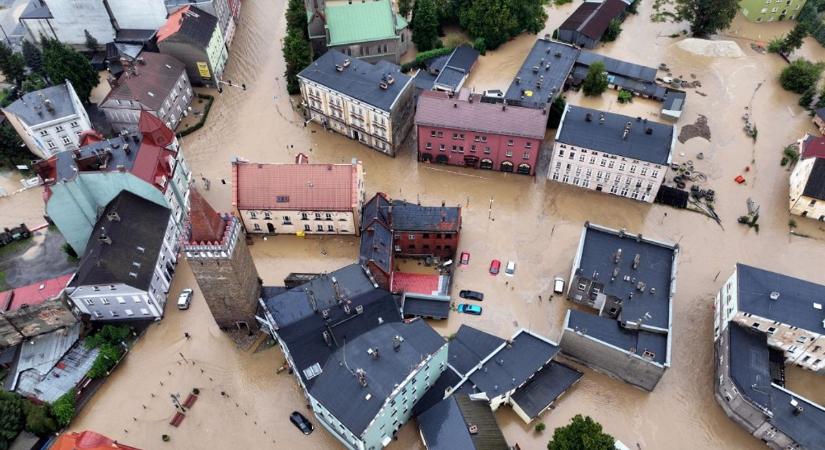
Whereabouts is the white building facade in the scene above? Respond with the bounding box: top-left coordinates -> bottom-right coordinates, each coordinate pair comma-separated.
789,136 -> 825,220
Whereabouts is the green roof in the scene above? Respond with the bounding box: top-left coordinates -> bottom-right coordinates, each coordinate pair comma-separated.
325,0 -> 401,46
395,14 -> 408,31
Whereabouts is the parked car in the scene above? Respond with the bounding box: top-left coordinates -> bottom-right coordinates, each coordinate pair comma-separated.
457,303 -> 483,315
177,288 -> 194,310
290,411 -> 314,435
505,261 -> 516,276
459,251 -> 471,266
459,290 -> 484,301
553,277 -> 566,295
489,259 -> 501,275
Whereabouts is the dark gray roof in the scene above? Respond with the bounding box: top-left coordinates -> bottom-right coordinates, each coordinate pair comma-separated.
161,6 -> 218,48
735,264 -> 825,333
662,90 -> 687,112
433,45 -> 479,91
52,134 -> 142,181
308,319 -> 446,436
566,310 -> 667,363
577,225 -> 676,329
727,324 -> 825,450
449,325 -> 505,377
70,191 -> 171,290
418,395 -> 508,450
298,50 -> 412,111
116,29 -> 158,43
468,331 -> 559,398
504,39 -> 579,109
360,193 -> 391,233
413,368 -> 463,416
510,361 -> 582,420
414,70 -> 438,93
359,220 -> 393,275
4,84 -> 78,126
389,200 -> 460,232
402,296 -> 450,319
803,158 -> 825,200
557,105 -> 674,165
816,107 -> 825,121
434,67 -> 467,91
19,0 -> 52,19
576,50 -> 657,82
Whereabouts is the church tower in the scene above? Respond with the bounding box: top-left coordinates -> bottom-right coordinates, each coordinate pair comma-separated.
183,189 -> 261,330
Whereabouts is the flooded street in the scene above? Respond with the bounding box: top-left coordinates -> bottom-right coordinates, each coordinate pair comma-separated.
63,0 -> 825,449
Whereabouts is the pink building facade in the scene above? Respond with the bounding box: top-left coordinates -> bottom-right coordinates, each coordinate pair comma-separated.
414,91 -> 547,176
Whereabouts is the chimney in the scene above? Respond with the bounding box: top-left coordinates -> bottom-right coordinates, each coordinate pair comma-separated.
502,99 -> 507,111
622,122 -> 631,140
585,112 -> 592,122
107,211 -> 121,222
355,368 -> 368,387
393,335 -> 403,351
645,127 -> 653,135
98,233 -> 112,245
368,348 -> 380,359
632,253 -> 641,269
599,113 -> 605,124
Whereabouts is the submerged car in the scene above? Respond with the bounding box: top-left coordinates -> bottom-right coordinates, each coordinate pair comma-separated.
459,290 -> 484,301
177,288 -> 194,310
489,259 -> 501,275
505,261 -> 516,276
290,411 -> 314,435
457,303 -> 483,315
459,251 -> 471,266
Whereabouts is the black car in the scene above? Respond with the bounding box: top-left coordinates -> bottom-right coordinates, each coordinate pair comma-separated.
290,411 -> 314,435
459,290 -> 484,301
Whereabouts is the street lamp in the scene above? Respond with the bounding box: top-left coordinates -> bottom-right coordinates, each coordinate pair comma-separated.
217,78 -> 246,94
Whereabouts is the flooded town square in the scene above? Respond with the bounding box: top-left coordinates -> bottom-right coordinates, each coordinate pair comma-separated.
1,0 -> 823,448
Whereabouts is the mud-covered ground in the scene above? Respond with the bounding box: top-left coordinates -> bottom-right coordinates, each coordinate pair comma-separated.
53,0 -> 825,448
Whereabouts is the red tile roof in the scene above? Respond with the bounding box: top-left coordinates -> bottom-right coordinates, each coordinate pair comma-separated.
415,90 -> 547,139
802,134 -> 825,159
188,188 -> 227,243
78,129 -> 105,146
0,274 -> 73,312
51,430 -> 141,450
157,5 -> 189,42
138,110 -> 175,148
391,272 -> 440,295
231,160 -> 360,211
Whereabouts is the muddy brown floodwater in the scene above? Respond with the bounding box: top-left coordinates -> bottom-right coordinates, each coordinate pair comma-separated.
62,0 -> 825,449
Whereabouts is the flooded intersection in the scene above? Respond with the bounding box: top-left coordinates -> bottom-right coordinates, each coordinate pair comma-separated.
58,0 -> 825,449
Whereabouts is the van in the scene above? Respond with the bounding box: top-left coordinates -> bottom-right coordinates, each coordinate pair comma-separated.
177,288 -> 193,310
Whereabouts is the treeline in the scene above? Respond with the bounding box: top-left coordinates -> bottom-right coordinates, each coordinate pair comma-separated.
798,0 -> 825,46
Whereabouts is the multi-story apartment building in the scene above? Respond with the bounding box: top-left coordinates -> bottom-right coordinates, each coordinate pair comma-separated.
713,264 -> 825,450
66,191 -> 179,322
33,111 -> 191,254
739,0 -> 806,22
158,6 -> 229,87
561,223 -> 678,391
549,106 -> 675,203
305,0 -> 411,64
259,264 -> 448,450
231,156 -> 365,236
165,0 -> 240,49
2,82 -> 92,159
414,90 -> 546,175
789,134 -> 825,220
100,52 -> 193,132
298,50 -> 415,156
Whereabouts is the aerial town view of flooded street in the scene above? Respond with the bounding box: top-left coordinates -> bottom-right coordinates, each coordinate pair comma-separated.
1,0 -> 825,449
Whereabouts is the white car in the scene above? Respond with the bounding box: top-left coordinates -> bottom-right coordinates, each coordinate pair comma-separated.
505,261 -> 516,276
553,277 -> 566,294
177,288 -> 194,310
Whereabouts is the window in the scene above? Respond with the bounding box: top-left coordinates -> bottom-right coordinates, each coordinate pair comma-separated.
600,159 -> 606,167
558,149 -> 565,157
619,163 -> 626,171
579,154 -> 585,162
101,298 -> 110,305
110,311 -> 119,317
484,146 -> 491,154
408,234 -> 415,240
141,308 -> 150,315
640,167 -> 648,176
523,151 -> 531,160
55,125 -> 64,132
525,142 -> 532,149
39,130 -> 49,137
507,140 -> 514,146
505,149 -> 513,157
426,142 -> 432,149
117,297 -> 126,304
629,165 -> 637,174
47,140 -> 56,149
61,136 -> 72,145
283,216 -> 292,225
317,224 -> 324,232
301,213 -> 308,220
439,144 -> 446,151
84,299 -> 95,306
264,212 -> 271,220
325,213 -> 332,220
250,211 -> 257,219
125,309 -> 134,316
70,121 -> 79,128
589,156 -> 596,164
253,223 -> 261,231
327,225 -> 334,232
752,322 -> 760,329
430,130 -> 437,137
276,195 -> 289,203
304,224 -> 311,231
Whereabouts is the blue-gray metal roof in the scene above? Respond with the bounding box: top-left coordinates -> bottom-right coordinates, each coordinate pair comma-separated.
578,226 -> 676,329
19,0 -> 52,19
566,310 -> 667,364
359,220 -> 393,274
448,325 -> 505,377
576,50 -> 657,83
557,105 -> 674,165
5,84 -> 78,126
504,39 -> 579,109
434,67 -> 467,90
413,368 -> 462,416
402,296 -> 450,319
510,361 -> 582,419
735,264 -> 825,333
308,319 -> 446,436
418,394 -> 509,450
414,70 -> 437,92
52,134 -> 141,181
727,324 -> 825,450
468,332 -> 559,398
298,50 -> 411,111
433,45 -> 479,91
389,200 -> 460,232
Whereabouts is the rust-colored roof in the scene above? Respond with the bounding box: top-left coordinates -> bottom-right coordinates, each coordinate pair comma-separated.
78,129 -> 105,146
0,274 -> 73,312
157,5 -> 189,42
138,110 -> 175,147
231,160 -> 360,211
51,431 -> 141,450
188,188 -> 227,243
802,134 -> 825,159
391,272 -> 440,295
415,90 -> 547,139
103,52 -> 186,111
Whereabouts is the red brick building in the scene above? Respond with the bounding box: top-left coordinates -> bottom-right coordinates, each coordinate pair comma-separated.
414,90 -> 547,175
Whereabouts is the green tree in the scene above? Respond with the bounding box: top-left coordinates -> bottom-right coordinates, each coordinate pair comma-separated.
459,0 -> 517,49
800,86 -> 815,108
87,342 -> 124,378
602,18 -> 623,42
780,23 -> 808,54
473,37 -> 487,55
548,95 -> 566,128
399,0 -> 413,17
547,415 -> 615,450
22,401 -> 58,437
22,40 -> 43,75
582,61 -> 609,96
0,391 -> 24,449
21,74 -> 47,94
286,0 -> 309,39
0,43 -> 27,86
50,389 -> 76,428
41,38 -> 99,102
508,0 -> 548,36
84,29 -> 99,52
0,123 -> 28,168
675,0 -> 738,37
412,0 -> 440,52
84,324 -> 131,349
283,28 -> 312,95
779,58 -> 824,94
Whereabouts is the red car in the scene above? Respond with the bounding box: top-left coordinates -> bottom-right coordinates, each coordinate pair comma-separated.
489,259 -> 501,275
459,252 -> 470,266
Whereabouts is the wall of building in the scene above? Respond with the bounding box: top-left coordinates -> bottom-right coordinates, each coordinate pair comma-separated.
108,0 -> 168,30
240,209 -> 357,235
557,30 -> 599,49
102,71 -> 192,132
330,35 -> 407,65
740,0 -> 806,22
560,325 -> 665,391
789,157 -> 825,220
206,25 -> 229,83
417,124 -> 540,175
393,231 -> 458,259
548,142 -> 668,203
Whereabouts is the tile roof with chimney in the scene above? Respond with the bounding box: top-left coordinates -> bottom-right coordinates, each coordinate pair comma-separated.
103,52 -> 187,111
415,90 -> 547,140
3,83 -> 79,127
231,158 -> 361,211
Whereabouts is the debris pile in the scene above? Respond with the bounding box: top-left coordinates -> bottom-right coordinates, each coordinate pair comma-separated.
676,38 -> 745,58
678,114 -> 711,143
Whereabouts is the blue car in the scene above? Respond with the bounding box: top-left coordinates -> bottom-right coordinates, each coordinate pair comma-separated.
457,303 -> 482,315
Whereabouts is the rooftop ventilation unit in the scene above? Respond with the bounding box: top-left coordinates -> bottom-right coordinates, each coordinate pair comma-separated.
770,291 -> 780,301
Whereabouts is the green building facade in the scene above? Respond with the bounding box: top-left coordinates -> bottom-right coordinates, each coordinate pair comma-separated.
740,0 -> 806,22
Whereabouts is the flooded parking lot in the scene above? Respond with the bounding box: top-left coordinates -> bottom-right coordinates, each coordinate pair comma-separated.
61,0 -> 825,448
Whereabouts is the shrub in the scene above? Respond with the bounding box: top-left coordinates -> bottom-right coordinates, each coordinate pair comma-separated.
779,59 -> 824,94
87,343 -> 124,379
0,391 -> 24,445
85,325 -> 131,349
626,0 -> 640,14
783,145 -> 800,164
602,18 -> 622,42
535,422 -> 546,432
22,402 -> 58,437
767,37 -> 783,53
617,90 -> 633,103
582,61 -> 609,96
400,46 -> 455,71
473,37 -> 487,55
51,389 -> 76,427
